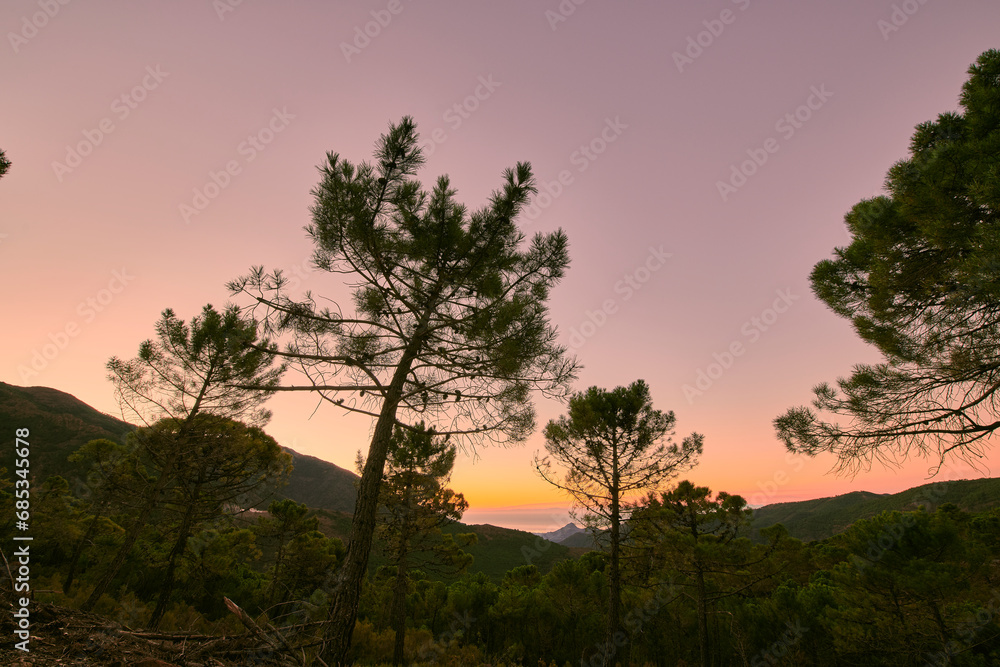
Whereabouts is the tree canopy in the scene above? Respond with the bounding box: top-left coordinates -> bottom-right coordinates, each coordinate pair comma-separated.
229,117 -> 577,448
107,304 -> 284,428
83,304 -> 284,612
629,481 -> 791,667
145,414 -> 291,628
775,49 -> 1000,473
537,380 -> 703,527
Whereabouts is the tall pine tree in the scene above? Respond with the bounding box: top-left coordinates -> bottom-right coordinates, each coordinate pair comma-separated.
229,116 -> 577,663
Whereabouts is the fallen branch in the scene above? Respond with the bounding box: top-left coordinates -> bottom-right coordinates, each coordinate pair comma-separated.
224,597 -> 306,667
121,630 -> 221,642
0,546 -> 17,600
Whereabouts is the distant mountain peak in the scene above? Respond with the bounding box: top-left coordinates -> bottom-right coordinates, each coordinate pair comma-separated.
533,522 -> 585,543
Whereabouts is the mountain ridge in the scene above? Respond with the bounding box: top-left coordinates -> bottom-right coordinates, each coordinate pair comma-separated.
750,479 -> 1000,541
0,380 -> 360,513
0,381 -> 572,581
6,381 -> 999,553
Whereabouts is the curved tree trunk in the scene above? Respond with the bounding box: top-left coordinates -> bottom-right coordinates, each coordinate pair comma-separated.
63,495 -> 109,595
81,453 -> 178,612
148,479 -> 203,629
321,339 -> 423,665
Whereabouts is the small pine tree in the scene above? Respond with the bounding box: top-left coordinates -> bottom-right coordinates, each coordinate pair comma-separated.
364,423 -> 476,666
536,380 -> 702,658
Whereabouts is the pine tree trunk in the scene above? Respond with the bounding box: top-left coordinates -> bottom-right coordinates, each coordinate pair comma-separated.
321,412 -> 397,663
320,340 -> 423,665
391,559 -> 409,666
606,442 -> 623,665
63,495 -> 109,595
608,502 -> 622,662
266,531 -> 289,609
391,479 -> 414,666
148,480 -> 203,629
81,454 -> 178,612
696,567 -> 708,667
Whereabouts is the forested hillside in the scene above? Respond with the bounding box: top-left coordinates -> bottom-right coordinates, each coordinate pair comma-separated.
0,381 -> 359,513
751,478 -> 1000,541
4,381 -> 1000,666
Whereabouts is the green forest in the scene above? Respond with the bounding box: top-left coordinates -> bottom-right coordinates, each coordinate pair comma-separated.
4,411 -> 1000,666
2,48 -> 1000,667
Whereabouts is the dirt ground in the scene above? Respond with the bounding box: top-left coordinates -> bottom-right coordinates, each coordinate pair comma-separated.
0,601 -> 299,666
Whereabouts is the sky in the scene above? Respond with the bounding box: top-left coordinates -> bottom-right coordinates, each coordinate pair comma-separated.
3,1 -> 1000,533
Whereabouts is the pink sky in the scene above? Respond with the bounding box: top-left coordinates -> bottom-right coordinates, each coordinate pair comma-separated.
3,1 -> 999,533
